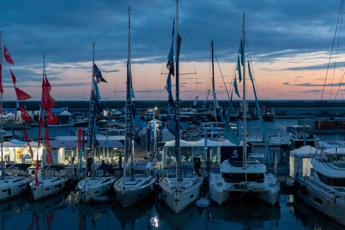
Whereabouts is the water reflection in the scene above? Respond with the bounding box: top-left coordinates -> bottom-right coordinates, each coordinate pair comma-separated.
0,192 -> 343,229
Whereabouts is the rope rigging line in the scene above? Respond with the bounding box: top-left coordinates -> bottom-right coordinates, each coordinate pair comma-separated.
321,0 -> 344,101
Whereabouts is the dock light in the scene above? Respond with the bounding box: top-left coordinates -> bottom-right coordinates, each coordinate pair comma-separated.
154,107 -> 158,111
113,148 -> 118,150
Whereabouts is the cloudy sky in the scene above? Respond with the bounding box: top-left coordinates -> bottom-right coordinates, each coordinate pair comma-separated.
1,0 -> 345,101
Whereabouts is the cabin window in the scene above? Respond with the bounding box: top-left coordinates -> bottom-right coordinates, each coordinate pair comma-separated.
222,173 -> 264,183
314,196 -> 323,205
317,172 -> 345,187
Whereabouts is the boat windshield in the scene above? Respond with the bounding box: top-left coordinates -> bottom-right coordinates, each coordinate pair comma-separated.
317,172 -> 345,187
222,173 -> 264,183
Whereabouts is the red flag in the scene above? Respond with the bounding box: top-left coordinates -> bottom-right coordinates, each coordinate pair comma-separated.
45,128 -> 53,164
0,64 -> 3,94
15,87 -> 31,100
46,110 -> 58,125
4,46 -> 14,65
19,106 -> 32,122
10,70 -> 16,85
23,128 -> 34,158
46,95 -> 55,110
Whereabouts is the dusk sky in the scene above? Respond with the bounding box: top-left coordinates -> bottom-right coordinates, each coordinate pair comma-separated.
1,0 -> 345,101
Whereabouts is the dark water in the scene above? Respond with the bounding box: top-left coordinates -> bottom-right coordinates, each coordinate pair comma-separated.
0,190 -> 343,230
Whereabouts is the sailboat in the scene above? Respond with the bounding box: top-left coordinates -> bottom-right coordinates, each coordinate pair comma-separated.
159,0 -> 203,213
114,8 -> 155,208
77,44 -> 116,203
209,13 -> 280,206
30,54 -> 70,201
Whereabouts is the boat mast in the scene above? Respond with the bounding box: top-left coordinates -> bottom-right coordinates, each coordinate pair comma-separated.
211,40 -> 217,122
175,0 -> 182,182
0,32 -> 3,180
42,54 -> 46,175
124,7 -> 134,179
242,13 -> 247,168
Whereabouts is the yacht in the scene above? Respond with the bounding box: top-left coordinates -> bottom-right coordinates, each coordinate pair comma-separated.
158,0 -> 202,213
160,165 -> 202,213
209,159 -> 280,205
78,174 -> 116,202
209,13 -> 280,206
0,164 -> 32,202
30,165 -> 70,200
114,161 -> 155,207
289,126 -> 318,148
295,148 -> 345,226
114,8 -> 155,208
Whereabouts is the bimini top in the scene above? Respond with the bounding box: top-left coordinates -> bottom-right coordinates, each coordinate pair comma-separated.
220,160 -> 267,174
164,138 -> 240,148
312,158 -> 345,178
3,139 -> 39,148
289,145 -> 320,158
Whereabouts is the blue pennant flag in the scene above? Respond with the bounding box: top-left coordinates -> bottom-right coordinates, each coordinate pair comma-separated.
239,38 -> 245,65
233,76 -> 241,98
166,19 -> 175,76
237,56 -> 242,82
93,64 -> 107,83
91,78 -> 101,112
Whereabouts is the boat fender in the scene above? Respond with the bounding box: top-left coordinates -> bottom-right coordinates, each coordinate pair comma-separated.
195,197 -> 210,208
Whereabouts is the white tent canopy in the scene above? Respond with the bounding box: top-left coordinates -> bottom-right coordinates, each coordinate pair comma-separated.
289,145 -> 320,158
3,139 -> 38,148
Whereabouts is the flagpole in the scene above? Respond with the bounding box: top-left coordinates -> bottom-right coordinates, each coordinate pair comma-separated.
242,12 -> 247,169
0,32 -> 4,180
211,40 -> 217,123
124,6 -> 134,180
175,0 -> 182,182
91,42 -> 95,176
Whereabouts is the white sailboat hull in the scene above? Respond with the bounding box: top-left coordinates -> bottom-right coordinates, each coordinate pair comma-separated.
78,176 -> 116,202
296,176 -> 345,226
30,177 -> 69,200
0,176 -> 32,202
209,172 -> 280,206
159,177 -> 202,213
114,176 -> 155,207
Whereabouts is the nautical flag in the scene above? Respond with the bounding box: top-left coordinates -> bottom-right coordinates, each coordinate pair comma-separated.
0,64 -> 3,94
247,61 -> 253,82
45,128 -> 53,164
166,74 -> 172,94
15,87 -> 31,100
10,70 -> 16,85
23,128 -> 34,158
19,106 -> 32,122
45,110 -> 59,125
233,76 -> 241,98
93,64 -> 107,83
237,56 -> 242,82
91,78 -> 101,112
41,77 -> 55,110
3,46 -> 14,65
130,81 -> 135,99
166,19 -> 175,77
